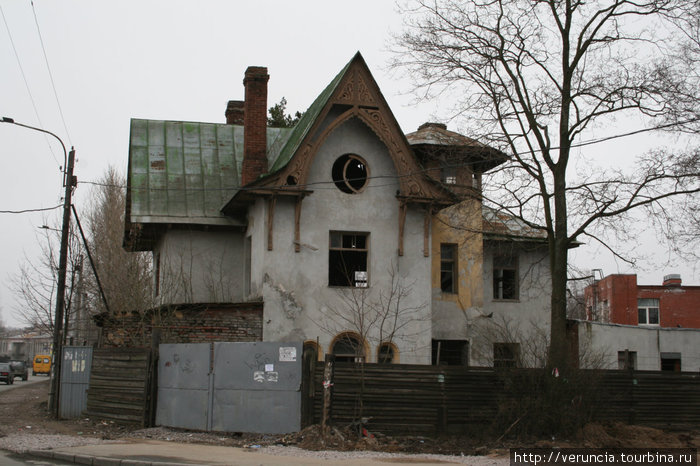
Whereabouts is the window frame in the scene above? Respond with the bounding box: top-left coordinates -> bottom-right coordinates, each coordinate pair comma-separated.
637,298 -> 660,326
440,243 -> 458,294
431,339 -> 469,366
377,342 -> 398,364
441,166 -> 457,185
492,254 -> 519,301
617,350 -> 637,370
332,154 -> 370,194
328,231 -> 370,288
493,342 -> 520,368
331,332 -> 366,363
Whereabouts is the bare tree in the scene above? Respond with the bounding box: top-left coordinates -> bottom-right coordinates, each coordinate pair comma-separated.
317,263 -> 428,424
394,0 -> 700,369
11,217 -> 82,338
83,167 -> 153,318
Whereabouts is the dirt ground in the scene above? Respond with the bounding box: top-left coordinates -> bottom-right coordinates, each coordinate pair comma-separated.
2,380 -> 699,456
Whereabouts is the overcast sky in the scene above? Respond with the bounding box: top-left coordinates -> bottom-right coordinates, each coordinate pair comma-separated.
0,1 -> 696,327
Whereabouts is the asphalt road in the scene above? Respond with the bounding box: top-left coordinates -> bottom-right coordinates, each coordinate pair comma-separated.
0,373 -> 49,393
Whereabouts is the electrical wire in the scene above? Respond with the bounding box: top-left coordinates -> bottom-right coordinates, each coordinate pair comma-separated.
79,117 -> 700,193
0,3 -> 61,169
30,0 -> 72,147
0,205 -> 62,214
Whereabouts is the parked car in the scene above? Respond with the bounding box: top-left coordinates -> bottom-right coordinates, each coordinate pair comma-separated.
10,360 -> 28,381
33,355 -> 51,376
0,362 -> 13,385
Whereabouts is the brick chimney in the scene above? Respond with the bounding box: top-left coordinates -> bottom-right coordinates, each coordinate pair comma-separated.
241,66 -> 269,185
225,100 -> 244,125
663,274 -> 682,287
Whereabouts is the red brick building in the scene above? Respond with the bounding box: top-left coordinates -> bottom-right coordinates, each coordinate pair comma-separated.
584,274 -> 700,328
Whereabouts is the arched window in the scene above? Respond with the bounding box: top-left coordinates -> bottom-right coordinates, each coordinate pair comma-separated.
331,332 -> 366,363
303,340 -> 321,362
377,342 -> 398,364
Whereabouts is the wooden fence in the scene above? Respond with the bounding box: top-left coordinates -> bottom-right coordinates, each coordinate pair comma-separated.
85,348 -> 154,426
307,362 -> 700,435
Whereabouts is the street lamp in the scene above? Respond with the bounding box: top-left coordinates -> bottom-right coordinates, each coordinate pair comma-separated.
1,116 -> 75,417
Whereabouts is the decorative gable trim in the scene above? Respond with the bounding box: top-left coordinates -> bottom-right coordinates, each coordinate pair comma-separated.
238,53 -> 454,205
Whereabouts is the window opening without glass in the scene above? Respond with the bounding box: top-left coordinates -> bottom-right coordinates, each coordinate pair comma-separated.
493,255 -> 518,300
332,154 -> 369,194
329,232 -> 369,287
440,244 -> 457,293
493,342 -> 520,368
431,340 -> 469,365
377,342 -> 396,364
332,334 -> 365,363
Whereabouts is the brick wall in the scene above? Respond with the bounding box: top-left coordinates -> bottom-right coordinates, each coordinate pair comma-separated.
98,302 -> 263,348
241,66 -> 269,185
584,274 -> 700,329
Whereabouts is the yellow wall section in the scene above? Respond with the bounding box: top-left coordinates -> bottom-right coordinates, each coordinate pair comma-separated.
431,199 -> 484,310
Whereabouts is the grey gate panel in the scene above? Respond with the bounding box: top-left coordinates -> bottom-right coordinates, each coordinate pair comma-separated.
59,346 -> 93,419
211,342 -> 302,433
157,343 -> 211,430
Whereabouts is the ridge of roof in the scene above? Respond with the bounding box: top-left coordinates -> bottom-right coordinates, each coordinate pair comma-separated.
267,52 -> 359,174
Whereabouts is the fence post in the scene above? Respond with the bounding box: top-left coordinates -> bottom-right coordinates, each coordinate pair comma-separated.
146,329 -> 161,427
321,353 -> 335,441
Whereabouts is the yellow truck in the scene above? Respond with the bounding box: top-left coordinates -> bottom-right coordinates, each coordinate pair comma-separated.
32,355 -> 51,376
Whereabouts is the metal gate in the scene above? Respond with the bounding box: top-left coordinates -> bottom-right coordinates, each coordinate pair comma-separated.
59,346 -> 93,419
157,342 -> 302,434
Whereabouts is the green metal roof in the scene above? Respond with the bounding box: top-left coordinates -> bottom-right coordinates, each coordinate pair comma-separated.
128,119 -> 292,226
267,54 -> 355,174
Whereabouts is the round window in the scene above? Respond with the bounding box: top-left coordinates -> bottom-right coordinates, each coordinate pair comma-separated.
332,154 -> 369,194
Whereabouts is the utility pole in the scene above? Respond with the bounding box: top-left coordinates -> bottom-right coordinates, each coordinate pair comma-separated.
48,148 -> 76,417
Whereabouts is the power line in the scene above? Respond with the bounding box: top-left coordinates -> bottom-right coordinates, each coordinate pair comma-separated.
79,117 -> 700,193
0,205 -> 62,214
0,4 -> 61,169
30,0 -> 72,147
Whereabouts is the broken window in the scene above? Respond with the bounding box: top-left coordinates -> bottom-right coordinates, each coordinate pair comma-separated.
441,166 -> 457,185
617,350 -> 637,370
332,333 -> 365,363
431,339 -> 469,365
660,352 -> 681,371
637,298 -> 660,325
493,342 -> 520,368
440,243 -> 457,293
329,231 -> 369,287
377,342 -> 397,364
332,154 -> 369,194
493,255 -> 518,300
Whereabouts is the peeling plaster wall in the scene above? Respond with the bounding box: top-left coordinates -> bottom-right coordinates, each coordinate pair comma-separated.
468,244 -> 551,367
155,229 -> 245,305
431,200 -> 484,341
256,117 -> 432,364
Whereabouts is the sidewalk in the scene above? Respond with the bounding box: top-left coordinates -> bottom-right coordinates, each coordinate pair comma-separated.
27,439 -> 500,465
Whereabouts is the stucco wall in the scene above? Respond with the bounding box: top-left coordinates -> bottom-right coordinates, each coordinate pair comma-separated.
575,320 -> 700,371
251,117 -> 433,364
468,243 -> 551,367
430,200 -> 484,342
156,229 -> 246,304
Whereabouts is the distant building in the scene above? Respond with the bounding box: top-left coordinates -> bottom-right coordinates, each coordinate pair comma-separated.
570,320 -> 700,372
0,330 -> 52,362
584,274 -> 700,328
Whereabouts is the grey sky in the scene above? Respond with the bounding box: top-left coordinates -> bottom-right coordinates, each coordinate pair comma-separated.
0,1 -> 696,327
